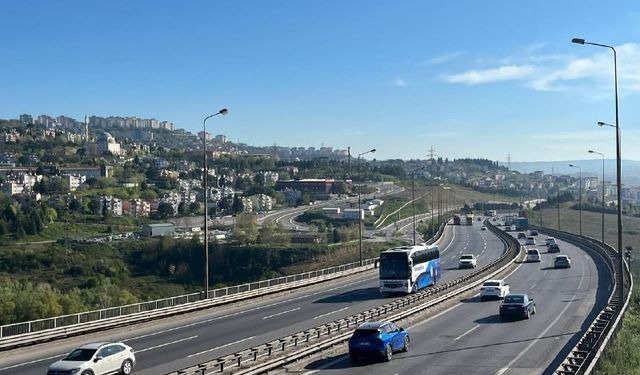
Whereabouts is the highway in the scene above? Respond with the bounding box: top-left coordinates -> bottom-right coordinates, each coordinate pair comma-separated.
290,228 -> 612,375
0,219 -> 504,375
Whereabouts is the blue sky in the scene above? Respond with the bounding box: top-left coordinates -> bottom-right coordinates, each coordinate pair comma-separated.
2,1 -> 640,162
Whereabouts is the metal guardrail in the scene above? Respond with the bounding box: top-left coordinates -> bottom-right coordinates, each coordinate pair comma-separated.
164,220 -> 522,375
0,257 -> 379,349
527,226 -> 633,375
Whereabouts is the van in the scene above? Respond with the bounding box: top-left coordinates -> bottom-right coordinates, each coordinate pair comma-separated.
526,248 -> 541,262
545,237 -> 556,247
525,236 -> 535,245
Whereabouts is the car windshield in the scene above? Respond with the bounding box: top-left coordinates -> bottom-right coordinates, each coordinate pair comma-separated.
484,281 -> 500,287
504,295 -> 525,304
556,256 -> 568,260
379,253 -> 410,279
461,255 -> 474,260
527,249 -> 538,255
63,348 -> 97,361
352,328 -> 380,338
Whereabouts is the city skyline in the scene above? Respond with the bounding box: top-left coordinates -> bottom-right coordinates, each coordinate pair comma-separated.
2,1 -> 640,162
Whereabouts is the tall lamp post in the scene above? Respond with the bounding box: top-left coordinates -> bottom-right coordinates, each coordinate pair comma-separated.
410,166 -> 426,245
589,149 -> 606,245
357,148 -> 376,266
573,37 -> 623,304
569,164 -> 582,236
202,108 -> 228,297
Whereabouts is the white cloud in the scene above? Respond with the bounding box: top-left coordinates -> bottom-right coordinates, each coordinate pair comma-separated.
443,65 -> 538,85
442,43 -> 640,94
428,52 -> 462,65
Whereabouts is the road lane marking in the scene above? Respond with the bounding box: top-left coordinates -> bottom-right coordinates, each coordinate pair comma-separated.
494,259 -> 585,375
188,336 -> 256,358
529,283 -> 537,290
0,353 -> 64,371
126,295 -> 312,341
313,307 -> 350,319
137,335 -> 198,353
262,307 -> 301,320
453,324 -> 480,341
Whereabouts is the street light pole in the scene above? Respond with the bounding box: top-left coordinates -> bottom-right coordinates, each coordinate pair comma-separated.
569,164 -> 582,236
430,183 -> 435,237
589,150 -> 606,245
410,166 -> 425,245
357,148 -> 376,266
202,108 -> 228,297
573,37 -> 624,304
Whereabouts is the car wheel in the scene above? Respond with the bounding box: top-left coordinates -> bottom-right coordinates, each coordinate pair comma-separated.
411,283 -> 418,293
402,336 -> 410,352
81,371 -> 94,375
384,344 -> 393,361
532,305 -> 537,315
525,309 -> 531,319
121,359 -> 134,375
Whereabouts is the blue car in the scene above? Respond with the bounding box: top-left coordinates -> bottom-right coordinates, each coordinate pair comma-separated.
348,321 -> 409,362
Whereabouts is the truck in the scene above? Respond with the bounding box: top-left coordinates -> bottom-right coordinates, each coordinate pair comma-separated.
504,215 -> 516,226
453,215 -> 461,225
515,217 -> 529,231
465,214 -> 474,225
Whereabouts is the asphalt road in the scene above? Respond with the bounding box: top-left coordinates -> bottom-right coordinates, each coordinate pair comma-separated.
292,229 -> 611,375
0,219 -> 504,375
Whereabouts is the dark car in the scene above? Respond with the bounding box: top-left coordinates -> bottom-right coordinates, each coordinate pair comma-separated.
517,232 -> 526,239
348,321 -> 409,361
499,294 -> 536,320
548,243 -> 560,253
530,230 -> 539,236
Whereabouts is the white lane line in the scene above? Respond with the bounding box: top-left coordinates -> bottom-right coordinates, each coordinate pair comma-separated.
188,336 -> 256,358
314,307 -> 350,319
137,335 -> 198,353
127,294 -> 312,341
494,259 -> 586,375
262,307 -> 301,320
453,324 -> 480,341
529,283 -> 537,290
0,353 -> 64,371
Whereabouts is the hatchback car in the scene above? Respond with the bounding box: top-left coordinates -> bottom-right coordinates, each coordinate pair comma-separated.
480,279 -> 510,300
47,342 -> 135,375
481,225 -> 487,231
525,236 -> 535,245
526,248 -> 541,262
548,243 -> 560,253
500,294 -> 536,320
554,255 -> 571,268
458,254 -> 477,269
517,232 -> 527,239
545,237 -> 557,246
530,230 -> 539,236
348,321 -> 409,362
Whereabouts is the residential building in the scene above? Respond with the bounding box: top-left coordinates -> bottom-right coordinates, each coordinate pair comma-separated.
61,174 -> 86,191
19,114 -> 33,124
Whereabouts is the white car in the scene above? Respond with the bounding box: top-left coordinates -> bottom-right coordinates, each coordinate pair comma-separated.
525,236 -> 535,245
545,237 -> 557,247
526,248 -> 541,262
48,342 -> 135,375
458,254 -> 477,269
480,279 -> 510,300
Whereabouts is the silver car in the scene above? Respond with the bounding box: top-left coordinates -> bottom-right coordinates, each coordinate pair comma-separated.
47,342 -> 135,375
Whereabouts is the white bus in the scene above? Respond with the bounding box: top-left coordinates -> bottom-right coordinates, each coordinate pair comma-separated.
379,244 -> 441,294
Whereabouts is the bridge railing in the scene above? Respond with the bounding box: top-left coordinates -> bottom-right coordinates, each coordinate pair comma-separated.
0,257 -> 378,348
163,219 -> 522,375
530,226 -> 633,375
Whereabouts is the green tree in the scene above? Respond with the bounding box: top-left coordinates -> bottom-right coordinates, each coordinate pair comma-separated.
232,213 -> 258,245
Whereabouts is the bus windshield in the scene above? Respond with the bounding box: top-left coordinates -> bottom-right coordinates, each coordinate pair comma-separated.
379,253 -> 410,279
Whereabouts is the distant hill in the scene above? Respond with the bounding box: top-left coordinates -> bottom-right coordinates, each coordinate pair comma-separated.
509,160 -> 640,187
